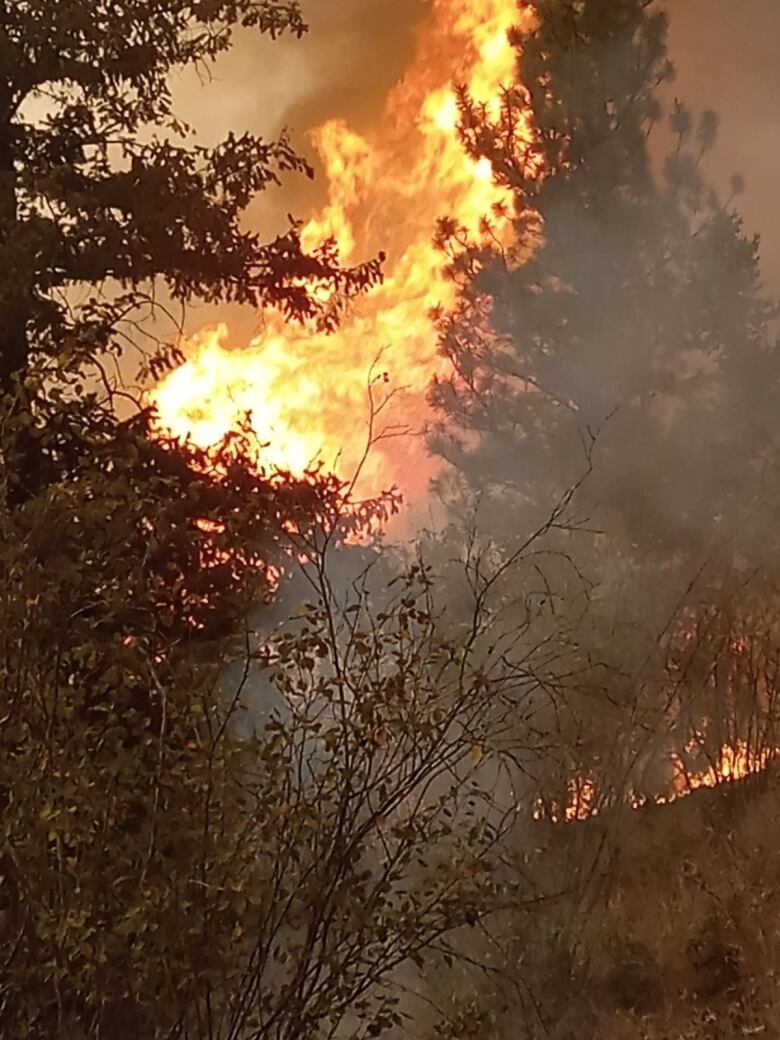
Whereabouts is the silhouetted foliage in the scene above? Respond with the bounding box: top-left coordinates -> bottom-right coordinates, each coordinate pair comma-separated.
0,0 -> 383,500
0,1 -> 389,1034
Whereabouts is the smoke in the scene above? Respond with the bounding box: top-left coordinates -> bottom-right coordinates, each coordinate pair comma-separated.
168,0 -> 426,343
172,0 -> 427,209
174,0 -> 426,139
171,0 -> 780,296
665,0 -> 780,291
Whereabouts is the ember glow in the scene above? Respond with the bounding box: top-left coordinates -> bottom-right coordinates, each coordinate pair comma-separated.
150,0 -> 534,500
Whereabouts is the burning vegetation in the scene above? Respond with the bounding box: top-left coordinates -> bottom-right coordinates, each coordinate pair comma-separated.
151,0 -> 780,814
149,0 -> 532,498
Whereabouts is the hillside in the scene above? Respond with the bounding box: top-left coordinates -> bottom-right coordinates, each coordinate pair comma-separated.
528,769 -> 780,1040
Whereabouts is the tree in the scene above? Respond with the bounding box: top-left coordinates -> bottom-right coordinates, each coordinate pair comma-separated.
433,0 -> 779,563
0,1 -> 386,1034
0,421 -> 354,1036
430,0 -> 780,791
0,0 -> 382,496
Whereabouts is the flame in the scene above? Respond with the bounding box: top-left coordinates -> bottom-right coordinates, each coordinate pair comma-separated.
670,739 -> 774,797
540,741 -> 776,825
150,0 -> 534,500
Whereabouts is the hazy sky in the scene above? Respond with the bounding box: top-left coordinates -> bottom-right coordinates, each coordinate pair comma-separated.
667,0 -> 780,289
173,0 -> 780,296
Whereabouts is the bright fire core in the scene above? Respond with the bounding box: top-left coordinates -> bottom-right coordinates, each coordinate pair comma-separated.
151,0 -> 530,500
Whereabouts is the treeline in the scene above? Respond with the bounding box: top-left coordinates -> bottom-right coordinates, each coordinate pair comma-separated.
0,1 -> 778,1038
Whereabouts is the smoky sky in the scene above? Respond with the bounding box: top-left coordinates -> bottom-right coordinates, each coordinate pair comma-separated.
173,0 -> 780,319
174,0 -> 426,150
171,0 -> 426,340
665,0 -> 780,291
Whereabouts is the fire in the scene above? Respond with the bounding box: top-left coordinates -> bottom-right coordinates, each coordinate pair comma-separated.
542,740 -> 775,824
670,739 -> 774,796
150,0 -> 535,500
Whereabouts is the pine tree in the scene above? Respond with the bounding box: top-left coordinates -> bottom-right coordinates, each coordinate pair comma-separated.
430,0 -> 780,811
433,0 -> 779,566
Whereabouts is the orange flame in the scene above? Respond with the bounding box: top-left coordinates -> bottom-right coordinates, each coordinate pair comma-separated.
670,738 -> 774,797
542,741 -> 775,824
150,0 -> 534,501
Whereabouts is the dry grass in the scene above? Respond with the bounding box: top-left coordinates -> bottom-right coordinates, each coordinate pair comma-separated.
559,768 -> 780,1040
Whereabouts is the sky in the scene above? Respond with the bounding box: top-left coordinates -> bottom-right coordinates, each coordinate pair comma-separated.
172,0 -> 780,300
667,0 -> 780,289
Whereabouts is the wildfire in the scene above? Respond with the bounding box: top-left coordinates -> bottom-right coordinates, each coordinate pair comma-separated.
669,739 -> 774,797
541,740 -> 776,824
150,0 -> 535,500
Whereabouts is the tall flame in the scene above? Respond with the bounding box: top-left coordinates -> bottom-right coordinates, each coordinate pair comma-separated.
151,0 -> 533,500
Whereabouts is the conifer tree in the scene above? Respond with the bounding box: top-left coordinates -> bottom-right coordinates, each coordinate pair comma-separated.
431,0 -> 780,808
433,0 -> 779,566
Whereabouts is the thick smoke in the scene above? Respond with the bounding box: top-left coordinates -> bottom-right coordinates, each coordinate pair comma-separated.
175,0 -> 426,143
